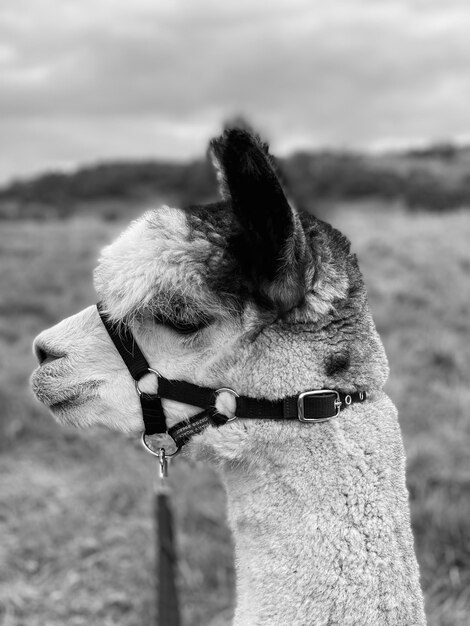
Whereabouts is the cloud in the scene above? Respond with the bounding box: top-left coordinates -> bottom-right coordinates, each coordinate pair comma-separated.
1,0 -> 470,181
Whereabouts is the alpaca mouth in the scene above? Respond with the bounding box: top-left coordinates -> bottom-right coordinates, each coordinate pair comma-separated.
49,390 -> 95,411
30,373 -> 101,412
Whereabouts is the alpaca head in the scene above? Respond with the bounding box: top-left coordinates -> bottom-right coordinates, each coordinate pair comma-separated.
31,127 -> 388,457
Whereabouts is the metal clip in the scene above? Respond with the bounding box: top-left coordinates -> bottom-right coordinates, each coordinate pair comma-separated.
158,448 -> 168,479
141,431 -> 181,458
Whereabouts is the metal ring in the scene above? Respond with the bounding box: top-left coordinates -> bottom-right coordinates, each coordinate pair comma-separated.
359,392 -> 364,401
345,394 -> 352,405
141,431 -> 181,457
135,368 -> 160,397
215,387 -> 239,422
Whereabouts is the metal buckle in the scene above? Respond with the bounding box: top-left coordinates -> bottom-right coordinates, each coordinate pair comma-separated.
297,389 -> 341,423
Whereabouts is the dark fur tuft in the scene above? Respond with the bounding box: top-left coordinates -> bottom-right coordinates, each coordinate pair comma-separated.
325,351 -> 351,377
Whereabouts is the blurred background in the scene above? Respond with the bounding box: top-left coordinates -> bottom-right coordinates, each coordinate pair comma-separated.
1,1 -> 469,625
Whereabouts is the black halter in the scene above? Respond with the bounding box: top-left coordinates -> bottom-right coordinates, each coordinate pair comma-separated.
96,303 -> 367,451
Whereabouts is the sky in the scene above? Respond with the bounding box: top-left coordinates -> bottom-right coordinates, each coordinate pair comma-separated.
1,0 -> 470,184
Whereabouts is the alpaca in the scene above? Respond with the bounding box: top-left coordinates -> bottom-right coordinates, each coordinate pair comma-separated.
31,127 -> 426,625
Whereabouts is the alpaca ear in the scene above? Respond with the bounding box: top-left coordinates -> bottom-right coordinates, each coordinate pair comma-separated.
210,128 -> 306,313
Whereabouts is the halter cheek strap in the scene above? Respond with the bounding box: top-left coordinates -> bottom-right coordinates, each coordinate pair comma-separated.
97,303 -> 167,435
96,303 -> 367,450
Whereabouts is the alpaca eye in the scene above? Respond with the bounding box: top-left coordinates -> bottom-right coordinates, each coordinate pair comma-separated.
153,313 -> 211,335
167,319 -> 207,334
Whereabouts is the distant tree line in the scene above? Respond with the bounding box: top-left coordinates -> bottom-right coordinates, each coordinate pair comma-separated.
1,145 -> 470,219
0,160 -> 218,219
283,151 -> 470,213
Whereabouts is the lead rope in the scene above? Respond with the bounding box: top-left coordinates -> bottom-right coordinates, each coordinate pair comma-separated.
154,448 -> 181,626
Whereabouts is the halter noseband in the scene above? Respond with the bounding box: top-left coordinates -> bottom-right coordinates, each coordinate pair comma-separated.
96,303 -> 367,453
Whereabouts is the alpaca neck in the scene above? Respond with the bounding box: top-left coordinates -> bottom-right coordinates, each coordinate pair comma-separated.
220,396 -> 426,626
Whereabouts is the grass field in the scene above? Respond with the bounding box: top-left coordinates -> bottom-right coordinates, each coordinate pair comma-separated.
0,204 -> 469,625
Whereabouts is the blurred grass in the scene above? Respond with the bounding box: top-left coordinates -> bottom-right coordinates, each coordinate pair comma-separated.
0,205 -> 469,625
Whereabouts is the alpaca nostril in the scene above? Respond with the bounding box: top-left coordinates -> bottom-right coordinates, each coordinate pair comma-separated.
33,340 -> 65,366
35,345 -> 49,365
